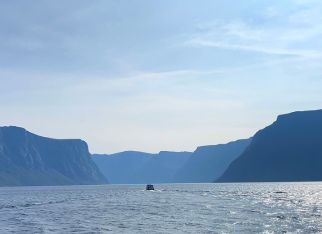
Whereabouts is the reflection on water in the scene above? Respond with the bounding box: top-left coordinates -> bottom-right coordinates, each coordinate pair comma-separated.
0,183 -> 321,233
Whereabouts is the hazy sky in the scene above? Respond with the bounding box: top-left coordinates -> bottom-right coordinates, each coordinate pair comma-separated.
1,0 -> 322,153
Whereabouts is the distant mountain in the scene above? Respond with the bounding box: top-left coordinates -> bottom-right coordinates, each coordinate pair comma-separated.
174,139 -> 251,183
92,151 -> 153,184
92,151 -> 191,184
93,139 -> 251,184
0,126 -> 107,186
218,110 -> 322,182
135,151 -> 192,183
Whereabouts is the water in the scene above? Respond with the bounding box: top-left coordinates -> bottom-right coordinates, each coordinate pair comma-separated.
0,183 -> 321,233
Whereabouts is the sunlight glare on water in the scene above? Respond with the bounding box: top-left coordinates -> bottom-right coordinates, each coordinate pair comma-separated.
0,183 -> 321,233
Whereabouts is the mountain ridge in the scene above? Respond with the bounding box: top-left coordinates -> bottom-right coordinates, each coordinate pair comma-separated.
0,126 -> 108,186
217,109 -> 322,182
174,138 -> 252,183
92,151 -> 192,184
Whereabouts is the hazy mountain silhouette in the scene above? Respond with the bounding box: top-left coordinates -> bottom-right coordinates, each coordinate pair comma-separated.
174,139 -> 251,182
3,108 -> 321,186
218,110 -> 322,182
92,151 -> 191,184
92,151 -> 153,184
135,151 -> 192,183
93,140 -> 251,184
0,126 -> 107,186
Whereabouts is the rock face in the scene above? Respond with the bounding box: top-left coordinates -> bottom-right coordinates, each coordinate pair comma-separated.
174,139 -> 251,183
218,110 -> 322,182
92,151 -> 191,184
0,126 -> 107,186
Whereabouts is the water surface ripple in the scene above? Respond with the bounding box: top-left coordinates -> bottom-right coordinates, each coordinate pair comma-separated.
0,183 -> 321,233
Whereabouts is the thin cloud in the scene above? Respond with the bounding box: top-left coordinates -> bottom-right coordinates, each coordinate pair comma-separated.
184,4 -> 322,59
185,38 -> 322,58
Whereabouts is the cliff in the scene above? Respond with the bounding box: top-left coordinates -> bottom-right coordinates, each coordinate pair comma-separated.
0,126 -> 107,186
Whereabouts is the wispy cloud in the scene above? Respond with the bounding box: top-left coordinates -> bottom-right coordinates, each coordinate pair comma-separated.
185,38 -> 322,58
2,1 -> 322,152
184,3 -> 322,59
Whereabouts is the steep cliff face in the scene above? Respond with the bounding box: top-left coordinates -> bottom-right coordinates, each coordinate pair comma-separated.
0,126 -> 107,186
218,110 -> 322,182
174,139 -> 251,183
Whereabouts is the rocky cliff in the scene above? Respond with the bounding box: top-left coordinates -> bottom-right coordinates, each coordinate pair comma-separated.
0,126 -> 107,186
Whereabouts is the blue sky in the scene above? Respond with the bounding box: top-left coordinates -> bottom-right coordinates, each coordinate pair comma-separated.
1,0 -> 322,153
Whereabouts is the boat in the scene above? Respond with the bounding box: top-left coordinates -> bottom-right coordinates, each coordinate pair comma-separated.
146,184 -> 154,190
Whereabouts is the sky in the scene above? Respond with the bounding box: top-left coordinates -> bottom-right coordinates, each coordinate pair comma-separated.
1,0 -> 322,154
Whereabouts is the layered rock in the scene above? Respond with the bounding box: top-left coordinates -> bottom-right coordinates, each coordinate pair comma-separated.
0,126 -> 107,186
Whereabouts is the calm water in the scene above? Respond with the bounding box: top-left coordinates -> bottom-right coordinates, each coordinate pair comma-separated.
0,183 -> 321,233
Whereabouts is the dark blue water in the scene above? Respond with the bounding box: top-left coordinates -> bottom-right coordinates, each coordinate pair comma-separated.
0,183 -> 321,233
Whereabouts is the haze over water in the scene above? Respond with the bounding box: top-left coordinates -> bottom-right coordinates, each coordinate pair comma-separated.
0,183 -> 321,233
